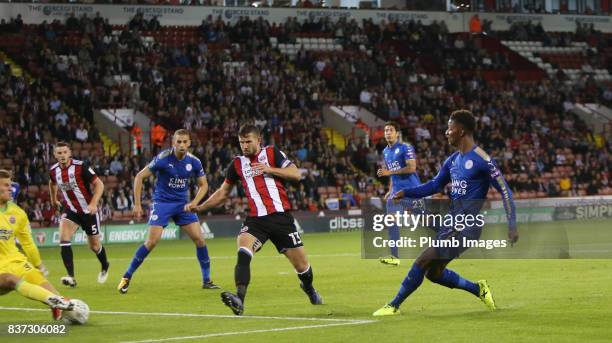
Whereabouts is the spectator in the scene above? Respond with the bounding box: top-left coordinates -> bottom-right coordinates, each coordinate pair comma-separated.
75,123 -> 89,142
110,156 -> 124,176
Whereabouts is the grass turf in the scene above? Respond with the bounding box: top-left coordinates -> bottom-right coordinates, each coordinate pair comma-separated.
1,228 -> 611,343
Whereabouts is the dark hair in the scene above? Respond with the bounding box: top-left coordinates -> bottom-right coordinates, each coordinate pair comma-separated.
54,141 -> 70,149
449,109 -> 476,133
384,121 -> 400,132
173,129 -> 191,139
238,124 -> 260,137
0,169 -> 11,179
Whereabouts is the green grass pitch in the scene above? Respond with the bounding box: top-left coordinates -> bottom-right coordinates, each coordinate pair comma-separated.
1,228 -> 612,343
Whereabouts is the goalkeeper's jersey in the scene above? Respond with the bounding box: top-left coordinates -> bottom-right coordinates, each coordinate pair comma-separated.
0,202 -> 41,267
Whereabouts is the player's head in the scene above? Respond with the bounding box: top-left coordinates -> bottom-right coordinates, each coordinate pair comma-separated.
0,169 -> 12,203
446,109 -> 476,146
172,129 -> 191,155
384,121 -> 400,145
53,141 -> 72,164
238,124 -> 262,156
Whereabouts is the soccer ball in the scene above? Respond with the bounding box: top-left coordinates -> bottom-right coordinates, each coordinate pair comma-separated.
62,299 -> 89,325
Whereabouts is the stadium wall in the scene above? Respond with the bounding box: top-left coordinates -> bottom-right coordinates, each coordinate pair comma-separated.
0,4 -> 611,33
31,196 -> 612,247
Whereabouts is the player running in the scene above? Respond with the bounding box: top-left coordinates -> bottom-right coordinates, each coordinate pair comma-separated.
49,142 -> 109,288
373,110 -> 518,316
0,169 -> 75,320
193,124 -> 323,315
376,121 -> 421,266
118,129 -> 218,293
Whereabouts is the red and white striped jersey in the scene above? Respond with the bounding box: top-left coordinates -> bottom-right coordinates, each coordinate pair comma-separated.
225,146 -> 292,217
49,159 -> 98,214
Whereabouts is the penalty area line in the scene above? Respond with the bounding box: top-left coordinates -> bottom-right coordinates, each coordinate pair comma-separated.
120,320 -> 377,343
0,306 -> 372,323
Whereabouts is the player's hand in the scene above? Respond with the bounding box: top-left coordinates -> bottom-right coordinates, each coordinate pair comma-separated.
190,204 -> 204,213
383,191 -> 392,200
251,162 -> 271,174
37,263 -> 49,277
87,203 -> 98,214
377,168 -> 390,177
184,202 -> 198,212
133,205 -> 143,219
508,229 -> 519,246
51,200 -> 61,211
392,191 -> 405,200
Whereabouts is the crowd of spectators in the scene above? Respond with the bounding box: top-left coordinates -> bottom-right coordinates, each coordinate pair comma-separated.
0,12 -> 610,225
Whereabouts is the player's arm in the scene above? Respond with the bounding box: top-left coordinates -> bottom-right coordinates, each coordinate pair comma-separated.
487,159 -> 518,244
88,177 -> 104,214
251,147 -> 300,182
252,163 -> 300,182
48,180 -> 60,210
394,157 -> 451,199
14,211 -> 48,276
184,176 -> 208,212
133,166 -> 154,218
193,181 -> 233,213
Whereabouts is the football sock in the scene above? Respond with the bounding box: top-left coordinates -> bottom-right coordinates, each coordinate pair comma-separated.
297,265 -> 314,293
235,247 -> 252,302
388,224 -> 400,258
389,263 -> 425,308
431,269 -> 480,296
123,244 -> 150,279
386,200 -> 401,258
96,246 -> 109,271
196,245 -> 211,283
15,279 -> 56,304
60,241 -> 74,277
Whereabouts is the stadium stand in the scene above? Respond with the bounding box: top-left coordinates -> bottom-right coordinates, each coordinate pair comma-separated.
0,12 -> 609,225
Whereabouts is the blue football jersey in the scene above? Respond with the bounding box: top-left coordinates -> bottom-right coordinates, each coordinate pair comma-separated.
402,145 -> 516,230
148,149 -> 206,203
383,141 -> 421,192
10,182 -> 19,200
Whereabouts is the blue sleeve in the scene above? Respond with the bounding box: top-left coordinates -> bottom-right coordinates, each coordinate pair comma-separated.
484,158 -> 517,231
193,157 -> 205,178
148,155 -> 162,172
11,182 -> 20,200
274,147 -> 292,168
402,156 -> 452,198
403,144 -> 416,161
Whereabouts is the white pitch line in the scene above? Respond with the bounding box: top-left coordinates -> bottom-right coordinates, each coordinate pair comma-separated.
39,252 -> 360,262
121,320 -> 376,343
0,306 -> 369,323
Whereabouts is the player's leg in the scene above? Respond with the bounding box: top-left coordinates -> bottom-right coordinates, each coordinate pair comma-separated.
117,226 -> 163,294
425,260 -> 479,296
176,209 -> 218,289
373,246 -> 436,316
219,232 -> 259,316
234,232 -> 258,302
58,215 -> 79,287
0,269 -> 72,311
380,198 -> 401,265
426,257 -> 496,310
84,213 -> 110,283
283,247 -> 323,305
22,265 -> 65,320
119,202 -> 170,293
180,221 -> 218,289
